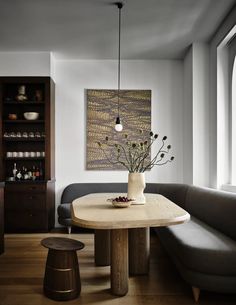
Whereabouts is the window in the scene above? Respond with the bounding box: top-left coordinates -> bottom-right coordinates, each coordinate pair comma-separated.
217,26 -> 236,191
231,56 -> 236,184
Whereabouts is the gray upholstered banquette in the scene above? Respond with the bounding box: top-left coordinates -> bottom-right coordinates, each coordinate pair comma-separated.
57,183 -> 236,297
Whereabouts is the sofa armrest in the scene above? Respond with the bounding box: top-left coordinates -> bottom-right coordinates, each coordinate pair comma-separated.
57,203 -> 71,219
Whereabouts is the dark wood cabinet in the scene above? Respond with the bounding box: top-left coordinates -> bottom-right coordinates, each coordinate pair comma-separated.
0,77 -> 55,232
4,181 -> 54,232
0,182 -> 4,253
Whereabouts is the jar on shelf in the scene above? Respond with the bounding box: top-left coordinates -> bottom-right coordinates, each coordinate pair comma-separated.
16,85 -> 28,102
35,89 -> 43,102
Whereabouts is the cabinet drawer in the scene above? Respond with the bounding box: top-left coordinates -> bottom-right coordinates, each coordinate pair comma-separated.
5,211 -> 48,232
5,183 -> 46,193
5,192 -> 46,211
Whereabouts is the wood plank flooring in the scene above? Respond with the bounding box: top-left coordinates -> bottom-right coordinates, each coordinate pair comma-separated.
0,232 -> 235,305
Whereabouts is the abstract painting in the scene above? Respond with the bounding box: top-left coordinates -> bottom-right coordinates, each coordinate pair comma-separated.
86,89 -> 151,170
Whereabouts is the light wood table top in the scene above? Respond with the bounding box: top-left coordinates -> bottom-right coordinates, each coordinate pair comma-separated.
71,193 -> 190,229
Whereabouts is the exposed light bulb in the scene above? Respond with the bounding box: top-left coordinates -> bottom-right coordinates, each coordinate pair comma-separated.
115,123 -> 123,132
115,117 -> 123,132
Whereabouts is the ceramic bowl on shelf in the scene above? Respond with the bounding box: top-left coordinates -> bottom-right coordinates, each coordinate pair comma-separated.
23,112 -> 39,120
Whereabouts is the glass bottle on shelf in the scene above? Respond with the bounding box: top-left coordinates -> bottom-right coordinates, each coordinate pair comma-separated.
32,166 -> 36,180
35,166 -> 40,180
39,162 -> 43,180
13,163 -> 17,180
35,89 -> 43,102
28,168 -> 32,180
23,167 -> 29,180
16,168 -> 22,181
22,167 -> 25,179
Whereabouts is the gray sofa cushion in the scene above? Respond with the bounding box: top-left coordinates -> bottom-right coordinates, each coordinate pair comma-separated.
156,216 -> 236,276
185,186 -> 236,241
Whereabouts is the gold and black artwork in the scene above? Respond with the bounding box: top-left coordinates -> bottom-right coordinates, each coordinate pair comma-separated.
86,89 -> 151,170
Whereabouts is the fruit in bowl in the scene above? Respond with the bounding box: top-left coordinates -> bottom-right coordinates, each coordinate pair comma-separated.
108,196 -> 134,208
23,112 -> 39,120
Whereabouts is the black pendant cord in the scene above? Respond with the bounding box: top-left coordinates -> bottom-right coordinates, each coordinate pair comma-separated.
117,2 -> 123,118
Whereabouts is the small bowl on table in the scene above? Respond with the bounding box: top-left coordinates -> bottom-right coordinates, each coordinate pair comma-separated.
23,112 -> 39,120
108,196 -> 134,208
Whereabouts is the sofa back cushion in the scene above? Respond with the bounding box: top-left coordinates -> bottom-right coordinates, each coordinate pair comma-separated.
61,183 -> 128,203
185,186 -> 236,240
153,183 -> 189,209
61,182 -> 188,208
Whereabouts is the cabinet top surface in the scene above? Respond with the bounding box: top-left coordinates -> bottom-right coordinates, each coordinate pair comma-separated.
0,76 -> 52,81
72,193 -> 190,229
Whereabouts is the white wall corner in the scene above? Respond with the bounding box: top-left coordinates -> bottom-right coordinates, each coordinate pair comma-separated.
192,42 -> 210,187
183,42 -> 211,187
50,53 -> 56,81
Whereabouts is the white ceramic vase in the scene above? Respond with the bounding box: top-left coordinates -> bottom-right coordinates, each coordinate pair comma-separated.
127,172 -> 146,204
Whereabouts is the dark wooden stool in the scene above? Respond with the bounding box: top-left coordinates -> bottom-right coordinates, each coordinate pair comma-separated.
41,237 -> 84,301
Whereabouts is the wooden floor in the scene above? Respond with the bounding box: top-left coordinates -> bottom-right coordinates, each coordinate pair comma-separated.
0,232 -> 235,305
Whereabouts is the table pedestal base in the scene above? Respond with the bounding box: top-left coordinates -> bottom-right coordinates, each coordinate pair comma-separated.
94,227 -> 150,296
129,228 -> 150,275
111,229 -> 128,296
94,229 -> 110,266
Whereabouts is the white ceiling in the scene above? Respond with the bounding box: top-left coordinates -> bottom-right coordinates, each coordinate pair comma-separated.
0,0 -> 235,60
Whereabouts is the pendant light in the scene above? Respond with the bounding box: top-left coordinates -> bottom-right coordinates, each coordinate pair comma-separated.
114,2 -> 123,132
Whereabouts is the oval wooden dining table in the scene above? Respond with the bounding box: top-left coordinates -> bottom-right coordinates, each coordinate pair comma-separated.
71,193 -> 190,296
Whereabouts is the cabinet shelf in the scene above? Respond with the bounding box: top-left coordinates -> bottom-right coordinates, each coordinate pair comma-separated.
5,157 -> 45,161
5,180 -> 48,184
4,138 -> 45,142
4,120 -> 44,124
4,101 -> 45,105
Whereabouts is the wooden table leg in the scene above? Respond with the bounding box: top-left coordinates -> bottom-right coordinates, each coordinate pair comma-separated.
94,229 -> 110,266
129,227 -> 150,275
111,229 -> 128,296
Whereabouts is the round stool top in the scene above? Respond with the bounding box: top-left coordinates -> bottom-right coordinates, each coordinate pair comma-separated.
41,237 -> 84,251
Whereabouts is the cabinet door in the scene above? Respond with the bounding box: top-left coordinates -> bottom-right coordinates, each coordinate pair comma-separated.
5,211 -> 48,232
5,183 -> 46,193
0,187 -> 4,254
5,191 -> 46,211
4,183 -> 48,232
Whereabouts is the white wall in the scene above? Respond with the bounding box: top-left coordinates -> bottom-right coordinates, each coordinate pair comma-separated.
192,43 -> 210,186
0,52 -> 52,76
183,47 -> 193,184
54,60 -> 184,211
